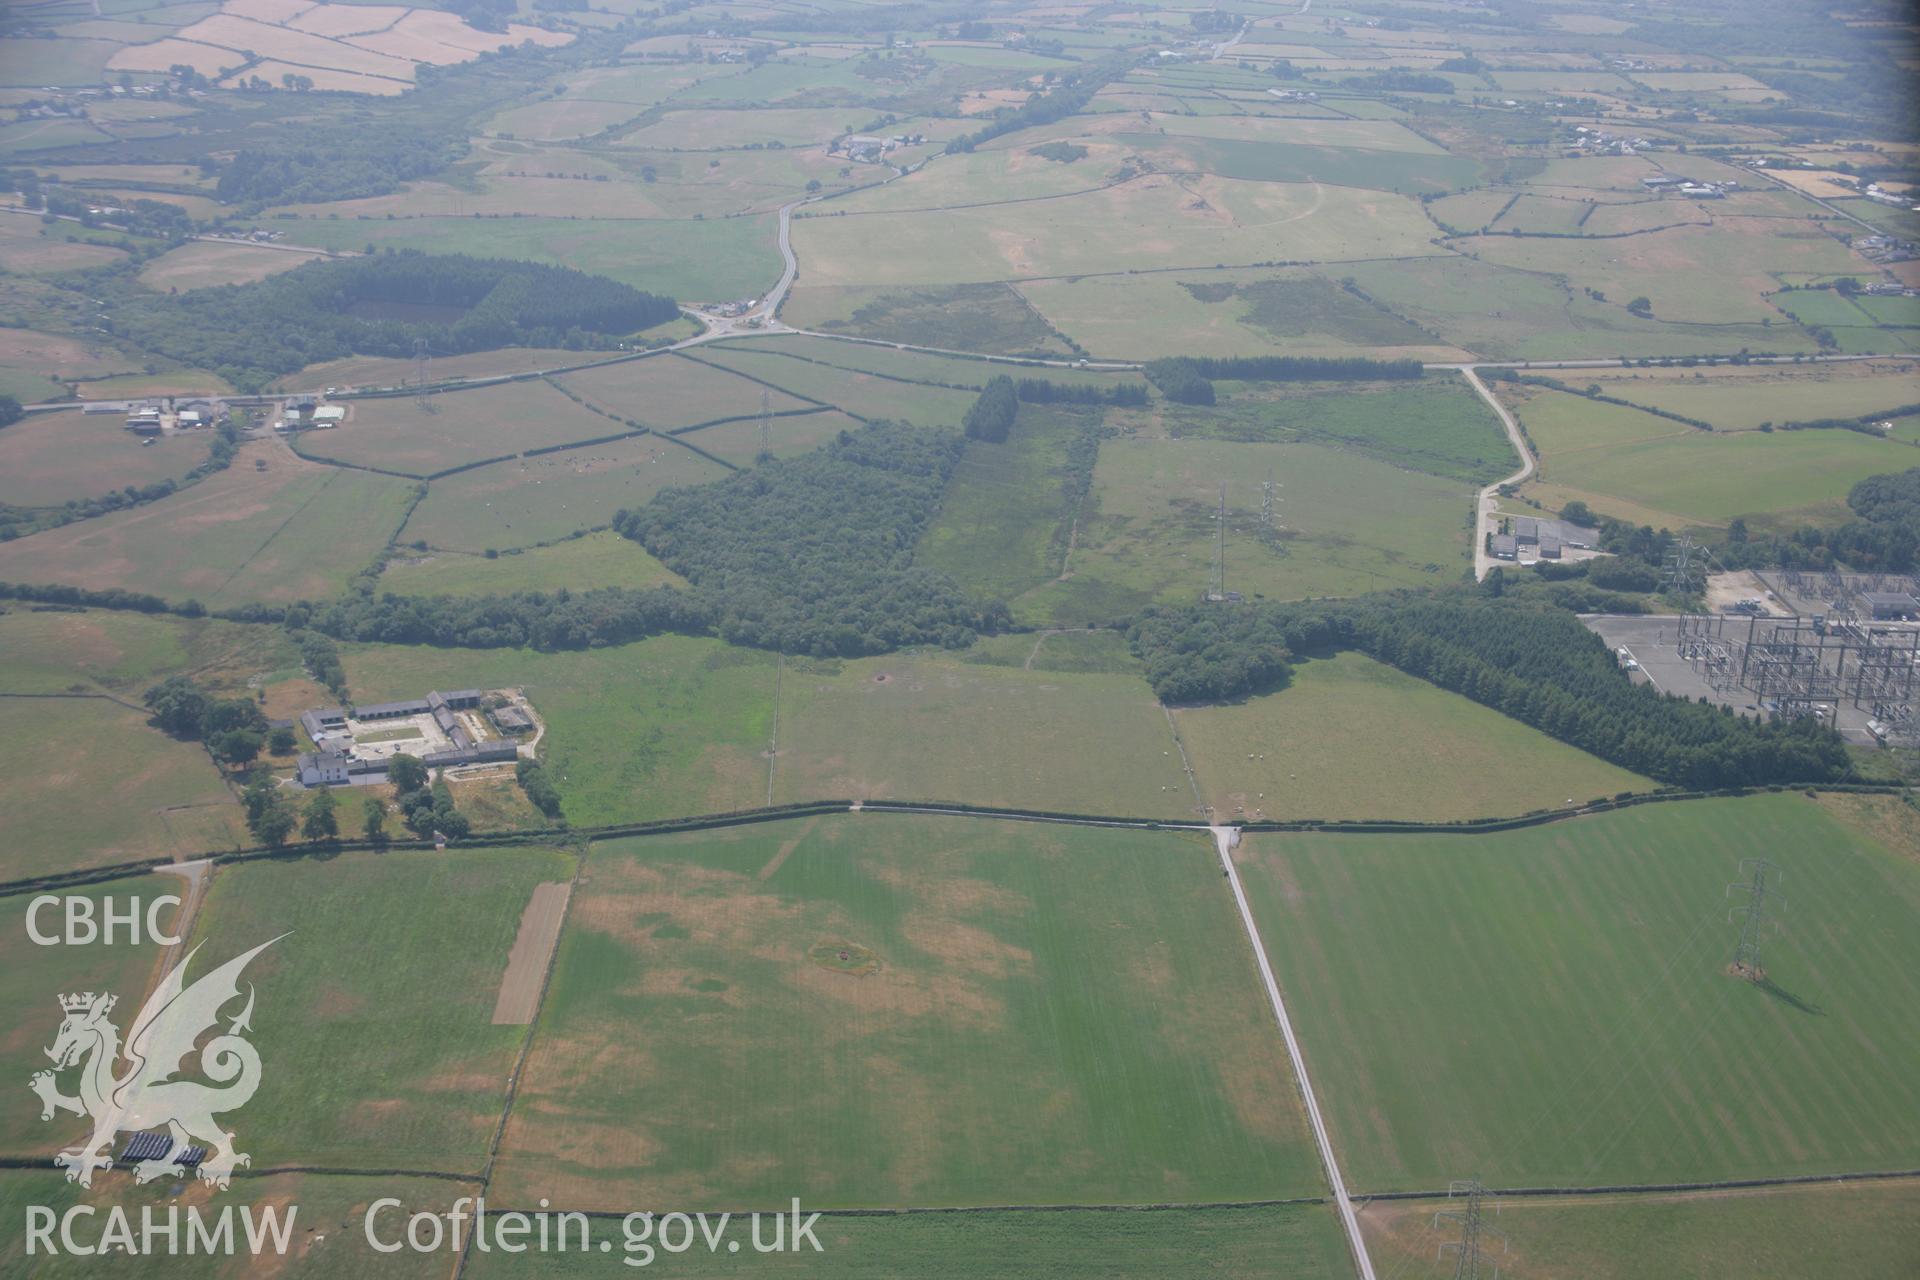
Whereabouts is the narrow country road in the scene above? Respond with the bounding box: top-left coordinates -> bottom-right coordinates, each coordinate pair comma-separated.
1210,825 -> 1377,1280
1461,366 -> 1533,581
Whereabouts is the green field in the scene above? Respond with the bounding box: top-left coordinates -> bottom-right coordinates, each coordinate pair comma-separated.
1174,652 -> 1650,823
469,1204 -> 1352,1278
917,403 -> 1095,604
343,635 -> 778,826
1014,437 -> 1472,624
1584,361 -> 1920,429
300,382 -> 628,476
686,348 -> 981,427
400,434 -> 728,552
379,530 -> 683,596
1235,794 -> 1920,1190
792,177 -> 1438,290
491,814 -> 1325,1210
275,213 -> 780,302
1115,131 -> 1484,194
0,606 -> 298,699
676,408 -> 864,466
1461,218 -> 1865,326
0,218 -> 124,273
185,845 -> 574,1170
0,696 -> 246,879
0,1169 -> 459,1279
555,354 -> 813,429
770,649 -> 1192,817
0,877 -> 183,1154
1341,255 -> 1813,361
1362,1179 -> 1920,1280
0,408 -> 213,507
1511,386 -> 1914,529
1019,268 -> 1465,361
0,441 -> 416,608
715,335 -> 1144,394
1143,375 -> 1514,484
783,282 -> 1077,356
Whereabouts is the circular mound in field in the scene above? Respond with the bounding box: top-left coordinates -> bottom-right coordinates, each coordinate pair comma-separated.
873,673 -> 891,684
808,940 -> 879,977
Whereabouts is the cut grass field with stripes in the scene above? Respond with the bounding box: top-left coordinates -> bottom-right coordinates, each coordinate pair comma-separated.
1234,794 -> 1920,1193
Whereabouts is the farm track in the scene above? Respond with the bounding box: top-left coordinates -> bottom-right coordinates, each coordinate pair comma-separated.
1460,365 -> 1533,582
1213,822 -> 1376,1279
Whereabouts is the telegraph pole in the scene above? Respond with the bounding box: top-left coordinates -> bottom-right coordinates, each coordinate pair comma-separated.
1728,858 -> 1783,980
1434,1178 -> 1505,1280
1261,472 -> 1277,539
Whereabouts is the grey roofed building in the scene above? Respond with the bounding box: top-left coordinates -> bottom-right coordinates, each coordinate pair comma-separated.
431,704 -> 459,733
492,706 -> 534,732
356,697 -> 431,720
1555,520 -> 1599,549
1513,517 -> 1541,545
300,708 -> 347,740
434,689 -> 482,708
1539,533 -> 1563,559
423,741 -> 518,769
1491,534 -> 1518,560
1861,591 -> 1919,620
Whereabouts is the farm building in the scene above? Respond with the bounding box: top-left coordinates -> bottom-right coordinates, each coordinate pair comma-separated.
300,707 -> 347,740
1862,592 -> 1919,620
356,697 -> 432,722
492,705 -> 535,733
1513,517 -> 1540,546
1492,534 -> 1517,560
423,741 -> 520,770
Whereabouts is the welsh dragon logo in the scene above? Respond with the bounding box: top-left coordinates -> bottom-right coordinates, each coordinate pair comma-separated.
29,936 -> 283,1191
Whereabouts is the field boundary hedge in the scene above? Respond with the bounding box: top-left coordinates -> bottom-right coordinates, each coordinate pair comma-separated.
0,780 -> 1907,903
1363,1166 -> 1920,1202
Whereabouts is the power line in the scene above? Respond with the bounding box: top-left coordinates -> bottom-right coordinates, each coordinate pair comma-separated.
412,338 -> 432,412
1434,1178 -> 1505,1279
1207,481 -> 1226,601
1728,857 -> 1784,981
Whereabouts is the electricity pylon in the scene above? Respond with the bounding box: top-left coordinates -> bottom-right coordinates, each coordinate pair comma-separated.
1207,482 -> 1226,600
1728,858 -> 1783,980
1434,1178 -> 1505,1280
1663,532 -> 1703,596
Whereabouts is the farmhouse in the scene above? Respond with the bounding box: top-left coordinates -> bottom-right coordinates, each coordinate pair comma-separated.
293,689 -> 521,787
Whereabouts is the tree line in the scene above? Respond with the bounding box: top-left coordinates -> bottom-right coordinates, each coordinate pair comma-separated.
1711,467 -> 1918,574
945,54 -> 1135,154
1129,592 -> 1851,788
113,253 -> 677,390
1015,378 -> 1147,406
963,376 -> 1018,442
